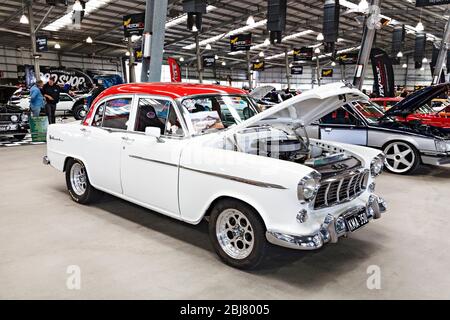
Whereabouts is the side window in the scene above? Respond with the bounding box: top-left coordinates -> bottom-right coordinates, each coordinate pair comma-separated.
102,98 -> 132,130
60,94 -> 72,102
135,98 -> 184,136
92,102 -> 105,127
321,107 -> 360,125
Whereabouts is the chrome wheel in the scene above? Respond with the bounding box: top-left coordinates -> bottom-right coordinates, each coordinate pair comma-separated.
70,162 -> 87,196
384,142 -> 416,174
216,209 -> 254,260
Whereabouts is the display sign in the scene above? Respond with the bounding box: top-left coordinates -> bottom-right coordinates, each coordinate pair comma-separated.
337,52 -> 358,65
22,65 -> 94,89
134,48 -> 143,62
321,68 -> 334,78
168,57 -> 182,82
370,48 -> 396,97
251,61 -> 265,71
230,33 -> 252,52
123,13 -> 145,38
291,65 -> 303,75
416,0 -> 450,7
203,56 -> 215,68
293,47 -> 313,61
36,36 -> 48,52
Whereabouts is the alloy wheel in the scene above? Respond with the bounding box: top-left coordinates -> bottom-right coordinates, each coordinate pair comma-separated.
216,209 -> 254,260
383,142 -> 416,174
70,162 -> 87,196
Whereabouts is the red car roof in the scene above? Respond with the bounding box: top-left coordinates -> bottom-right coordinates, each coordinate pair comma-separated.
95,83 -> 247,102
370,97 -> 403,102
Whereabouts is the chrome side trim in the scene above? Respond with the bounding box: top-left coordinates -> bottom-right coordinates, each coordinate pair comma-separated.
128,155 -> 178,168
180,166 -> 288,190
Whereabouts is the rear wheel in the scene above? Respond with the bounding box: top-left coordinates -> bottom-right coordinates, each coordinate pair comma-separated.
73,104 -> 87,120
209,199 -> 267,269
383,141 -> 420,174
65,159 -> 102,204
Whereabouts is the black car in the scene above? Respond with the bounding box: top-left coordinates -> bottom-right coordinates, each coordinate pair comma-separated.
0,86 -> 29,140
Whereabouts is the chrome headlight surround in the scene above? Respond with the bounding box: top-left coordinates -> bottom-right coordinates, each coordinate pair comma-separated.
10,115 -> 19,123
21,113 -> 29,123
297,172 -> 321,202
371,155 -> 385,177
435,139 -> 450,153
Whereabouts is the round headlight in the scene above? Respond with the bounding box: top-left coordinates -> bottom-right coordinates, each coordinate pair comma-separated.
298,173 -> 321,202
10,115 -> 19,122
21,114 -> 29,122
371,157 -> 384,177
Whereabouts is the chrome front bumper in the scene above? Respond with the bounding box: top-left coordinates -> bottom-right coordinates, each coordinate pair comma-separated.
266,195 -> 387,251
43,156 -> 50,165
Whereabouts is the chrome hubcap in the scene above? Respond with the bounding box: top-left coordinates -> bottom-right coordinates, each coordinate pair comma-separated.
216,209 -> 254,260
70,163 -> 87,196
384,142 -> 415,173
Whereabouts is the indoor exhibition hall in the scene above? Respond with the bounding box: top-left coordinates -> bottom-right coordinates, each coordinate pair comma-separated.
1,0 -> 450,303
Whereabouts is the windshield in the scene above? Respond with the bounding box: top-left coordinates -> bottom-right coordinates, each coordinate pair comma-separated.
180,95 -> 258,135
353,101 -> 386,124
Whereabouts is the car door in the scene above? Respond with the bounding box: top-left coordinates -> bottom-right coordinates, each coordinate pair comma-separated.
56,94 -> 74,114
80,95 -> 133,195
319,104 -> 368,146
120,95 -> 187,218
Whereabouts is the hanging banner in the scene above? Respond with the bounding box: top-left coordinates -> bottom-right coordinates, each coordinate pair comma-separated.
321,68 -> 334,78
230,33 -> 252,52
203,56 -> 215,68
22,65 -> 94,89
291,65 -> 303,75
337,52 -> 358,65
370,48 -> 396,97
134,48 -> 143,62
123,13 -> 145,37
168,57 -> 182,82
36,35 -> 48,52
416,0 -> 450,7
293,47 -> 313,61
251,61 -> 265,71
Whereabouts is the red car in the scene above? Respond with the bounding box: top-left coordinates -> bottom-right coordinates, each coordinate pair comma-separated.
383,83 -> 450,132
370,97 -> 403,110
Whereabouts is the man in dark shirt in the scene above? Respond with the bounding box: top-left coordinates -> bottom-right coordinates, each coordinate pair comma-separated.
42,77 -> 61,124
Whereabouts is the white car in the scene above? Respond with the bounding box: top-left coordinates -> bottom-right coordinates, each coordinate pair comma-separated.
44,82 -> 387,269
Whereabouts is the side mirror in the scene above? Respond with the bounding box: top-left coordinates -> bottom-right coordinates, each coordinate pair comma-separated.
145,126 -> 164,143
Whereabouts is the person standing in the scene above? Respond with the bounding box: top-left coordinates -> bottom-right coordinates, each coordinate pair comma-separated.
43,77 -> 61,124
29,80 -> 45,117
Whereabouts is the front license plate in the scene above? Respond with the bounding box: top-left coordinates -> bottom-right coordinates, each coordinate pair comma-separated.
345,210 -> 369,232
0,125 -> 9,131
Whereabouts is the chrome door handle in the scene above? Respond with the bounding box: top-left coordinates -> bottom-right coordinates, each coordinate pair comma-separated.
324,127 -> 333,132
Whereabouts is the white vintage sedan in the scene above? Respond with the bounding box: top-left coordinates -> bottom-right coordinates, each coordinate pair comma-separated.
44,82 -> 387,269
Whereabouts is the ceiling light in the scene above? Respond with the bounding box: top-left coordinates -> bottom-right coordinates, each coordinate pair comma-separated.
422,57 -> 428,63
420,66 -> 425,71
289,63 -> 293,68
397,51 -> 403,58
246,15 -> 255,26
315,47 -> 321,54
192,25 -> 198,32
316,33 -> 324,41
131,35 -> 141,42
183,19 -> 267,50
331,61 -> 336,66
358,0 -> 369,12
402,63 -> 408,68
259,51 -> 264,57
205,44 -> 212,50
73,0 -> 84,12
125,51 -> 130,56
86,36 -> 93,43
214,55 -> 219,60
179,57 -> 184,62
44,0 -> 114,31
416,21 -> 424,32
20,14 -> 29,24
54,43 -> 61,49
222,61 -> 226,66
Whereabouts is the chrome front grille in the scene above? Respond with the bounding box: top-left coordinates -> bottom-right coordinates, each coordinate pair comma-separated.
314,170 -> 369,209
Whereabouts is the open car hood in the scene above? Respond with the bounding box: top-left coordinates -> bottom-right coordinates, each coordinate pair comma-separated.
384,83 -> 450,117
0,86 -> 17,105
226,82 -> 367,134
249,85 -> 276,101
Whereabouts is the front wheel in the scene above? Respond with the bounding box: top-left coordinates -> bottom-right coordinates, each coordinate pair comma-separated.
209,199 -> 267,270
383,141 -> 420,174
72,105 -> 87,120
65,159 -> 102,204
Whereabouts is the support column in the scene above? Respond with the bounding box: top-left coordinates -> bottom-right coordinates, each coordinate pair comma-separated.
285,48 -> 291,90
432,18 -> 450,85
27,2 -> 40,81
195,33 -> 203,83
127,38 -> 136,83
246,50 -> 252,89
148,0 -> 167,82
316,56 -> 321,87
353,0 -> 381,89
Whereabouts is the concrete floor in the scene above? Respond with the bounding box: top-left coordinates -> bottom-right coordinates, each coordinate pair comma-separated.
1,144 -> 450,300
